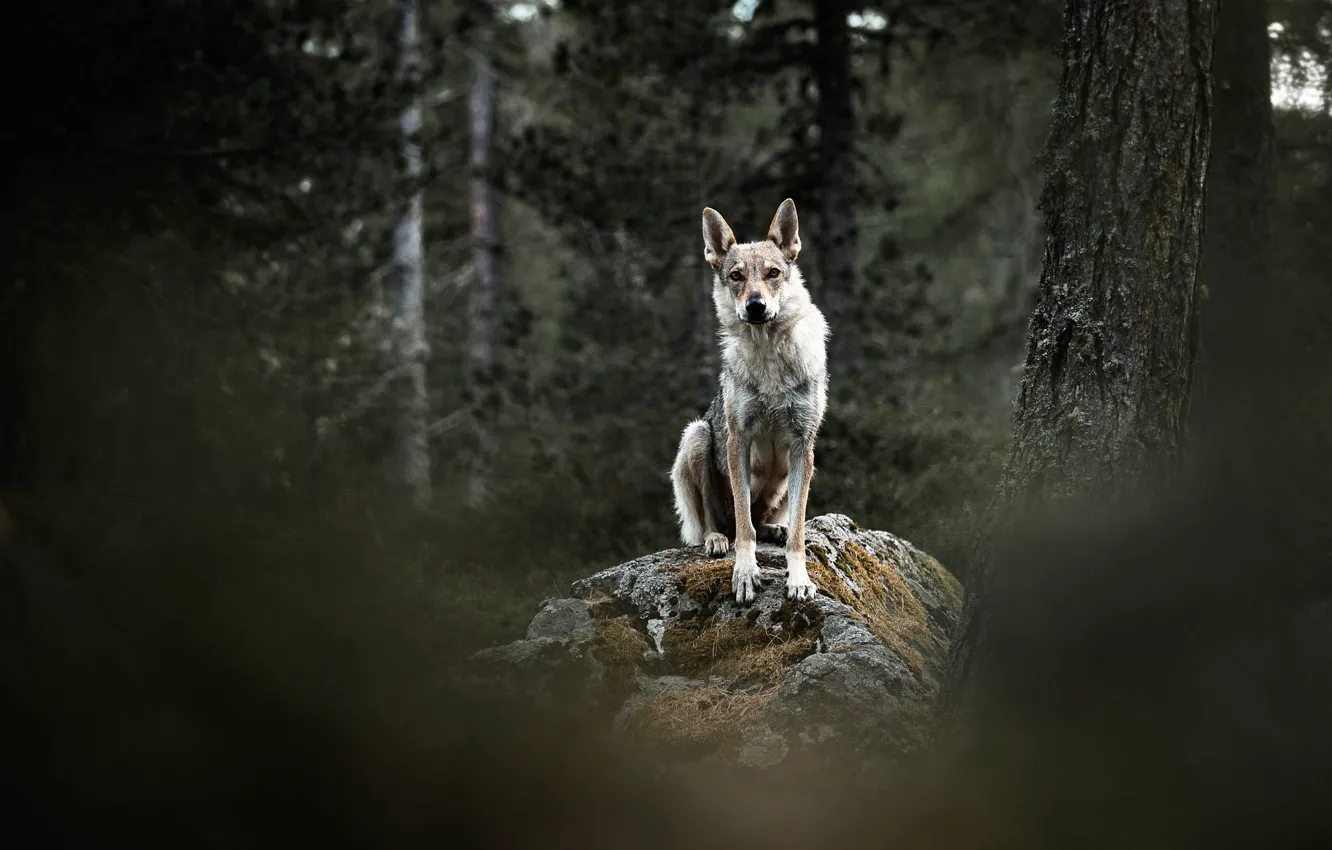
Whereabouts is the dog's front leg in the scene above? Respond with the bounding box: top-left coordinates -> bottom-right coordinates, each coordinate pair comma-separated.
726,429 -> 761,604
784,442 -> 818,601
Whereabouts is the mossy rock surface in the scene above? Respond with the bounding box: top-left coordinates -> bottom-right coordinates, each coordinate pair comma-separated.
466,514 -> 964,774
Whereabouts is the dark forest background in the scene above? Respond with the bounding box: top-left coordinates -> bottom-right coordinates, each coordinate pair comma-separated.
2,0 -> 1331,847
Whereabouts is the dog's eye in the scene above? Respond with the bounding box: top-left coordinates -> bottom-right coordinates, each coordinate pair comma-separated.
766,268 -> 780,279
729,271 -> 744,281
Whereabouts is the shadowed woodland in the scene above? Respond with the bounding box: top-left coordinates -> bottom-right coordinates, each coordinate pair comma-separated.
2,0 -> 1331,847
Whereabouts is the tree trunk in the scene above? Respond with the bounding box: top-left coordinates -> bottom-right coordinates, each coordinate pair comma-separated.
1194,0 -> 1275,459
466,0 -> 501,510
691,89 -> 715,400
393,0 -> 432,508
696,176 -> 715,397
940,0 -> 1219,731
812,0 -> 858,372
989,59 -> 1044,321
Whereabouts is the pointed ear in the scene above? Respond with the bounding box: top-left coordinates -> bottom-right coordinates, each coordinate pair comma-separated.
702,208 -> 736,270
767,198 -> 801,261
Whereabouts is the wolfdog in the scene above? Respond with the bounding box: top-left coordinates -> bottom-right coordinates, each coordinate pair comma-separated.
670,198 -> 829,605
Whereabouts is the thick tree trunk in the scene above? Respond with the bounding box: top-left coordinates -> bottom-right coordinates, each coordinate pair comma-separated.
1194,0 -> 1275,454
393,0 -> 432,508
940,0 -> 1219,731
812,0 -> 858,372
466,0 -> 501,510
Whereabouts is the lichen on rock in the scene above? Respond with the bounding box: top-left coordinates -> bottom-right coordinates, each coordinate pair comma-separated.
464,513 -> 964,774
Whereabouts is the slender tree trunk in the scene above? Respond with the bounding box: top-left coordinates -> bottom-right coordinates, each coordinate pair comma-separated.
393,0 -> 432,508
696,179 -> 715,395
1194,0 -> 1275,457
940,0 -> 1219,732
812,0 -> 858,372
466,0 -> 501,509
991,59 -> 1044,318
691,88 -> 715,399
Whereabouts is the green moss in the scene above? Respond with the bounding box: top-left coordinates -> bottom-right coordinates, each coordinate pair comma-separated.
670,537 -> 941,680
811,543 -> 832,569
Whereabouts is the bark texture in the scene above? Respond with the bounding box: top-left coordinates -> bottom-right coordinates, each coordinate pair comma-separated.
1003,0 -> 1216,505
813,0 -> 858,371
393,0 -> 432,508
941,0 -> 1219,730
466,0 -> 501,509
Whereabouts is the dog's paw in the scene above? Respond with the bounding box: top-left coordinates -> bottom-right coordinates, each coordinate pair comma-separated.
732,550 -> 762,605
786,575 -> 817,602
703,532 -> 730,557
758,523 -> 788,547
785,555 -> 818,602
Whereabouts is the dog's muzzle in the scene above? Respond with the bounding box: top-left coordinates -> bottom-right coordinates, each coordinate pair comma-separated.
742,297 -> 771,324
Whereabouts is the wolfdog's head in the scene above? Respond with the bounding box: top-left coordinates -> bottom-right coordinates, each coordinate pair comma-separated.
701,199 -> 802,326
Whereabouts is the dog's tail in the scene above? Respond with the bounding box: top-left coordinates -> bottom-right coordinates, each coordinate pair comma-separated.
671,420 -> 710,545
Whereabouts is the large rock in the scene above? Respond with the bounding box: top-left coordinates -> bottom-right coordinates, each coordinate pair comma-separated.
464,514 -> 964,773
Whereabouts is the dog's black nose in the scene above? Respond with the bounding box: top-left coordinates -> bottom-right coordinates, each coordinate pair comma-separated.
745,297 -> 767,321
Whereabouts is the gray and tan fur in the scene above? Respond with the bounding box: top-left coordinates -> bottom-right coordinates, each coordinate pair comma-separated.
671,198 -> 830,604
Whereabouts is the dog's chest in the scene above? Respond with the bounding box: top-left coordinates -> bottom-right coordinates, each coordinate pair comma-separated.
726,330 -> 815,395
723,336 -> 824,437
729,385 -> 819,438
